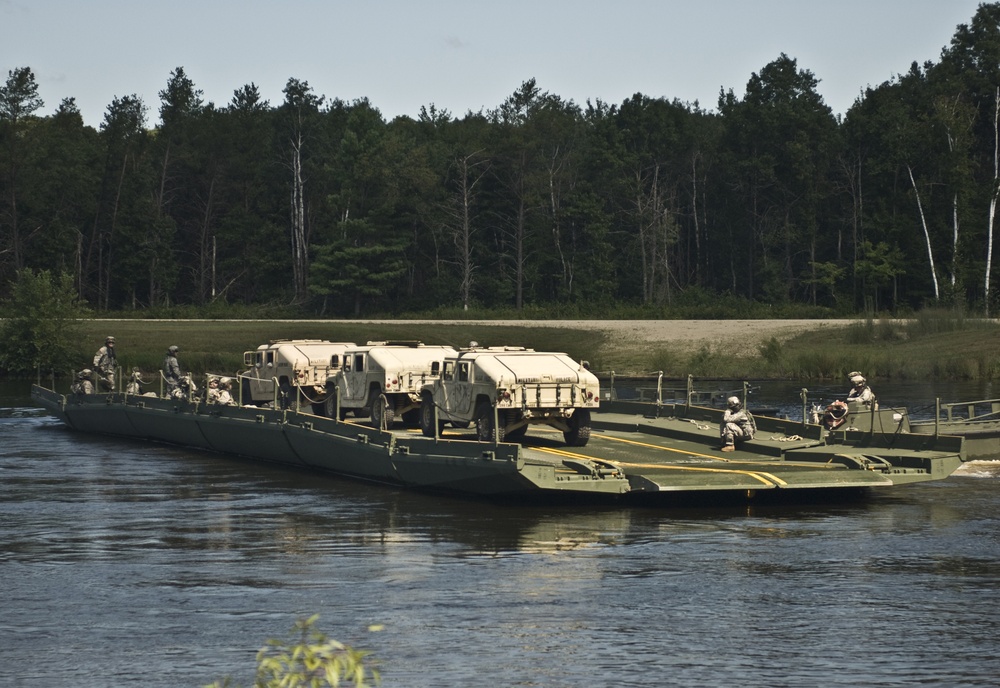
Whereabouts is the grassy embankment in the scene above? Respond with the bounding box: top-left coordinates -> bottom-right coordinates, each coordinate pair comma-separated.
644,313 -> 1000,381
68,311 -> 1000,382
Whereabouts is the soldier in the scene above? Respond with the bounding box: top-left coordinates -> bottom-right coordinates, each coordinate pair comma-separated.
126,368 -> 146,395
720,395 -> 756,452
205,377 -> 221,403
163,345 -> 181,397
846,371 -> 875,408
172,373 -> 196,401
93,336 -> 117,391
71,369 -> 95,395
216,377 -> 236,406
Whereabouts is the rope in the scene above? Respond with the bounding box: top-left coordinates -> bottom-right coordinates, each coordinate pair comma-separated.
295,384 -> 333,405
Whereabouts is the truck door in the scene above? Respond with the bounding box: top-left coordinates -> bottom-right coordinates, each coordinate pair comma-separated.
342,352 -> 367,402
253,350 -> 276,399
453,360 -> 474,416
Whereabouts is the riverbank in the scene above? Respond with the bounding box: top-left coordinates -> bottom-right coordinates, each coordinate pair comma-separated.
39,315 -> 1000,381
350,318 -> 856,357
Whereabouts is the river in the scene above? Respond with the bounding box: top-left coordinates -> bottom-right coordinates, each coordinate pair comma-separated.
3,379 -> 1000,687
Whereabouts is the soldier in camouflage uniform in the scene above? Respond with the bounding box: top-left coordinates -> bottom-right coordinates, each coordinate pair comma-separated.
215,378 -> 236,406
163,346 -> 181,397
720,395 -> 756,452
93,336 -> 117,391
205,377 -> 221,403
126,368 -> 146,395
846,371 -> 875,408
71,369 -> 95,395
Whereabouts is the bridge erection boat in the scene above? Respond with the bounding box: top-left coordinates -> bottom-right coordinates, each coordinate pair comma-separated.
31,384 -> 964,505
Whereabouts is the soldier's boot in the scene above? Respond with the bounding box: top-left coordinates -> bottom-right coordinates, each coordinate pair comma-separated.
721,444 -> 735,452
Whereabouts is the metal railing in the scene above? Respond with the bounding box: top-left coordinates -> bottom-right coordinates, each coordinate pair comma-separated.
935,397 -> 1000,423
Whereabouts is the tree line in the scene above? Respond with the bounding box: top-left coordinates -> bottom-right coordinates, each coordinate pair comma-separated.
3,4 -> 1000,317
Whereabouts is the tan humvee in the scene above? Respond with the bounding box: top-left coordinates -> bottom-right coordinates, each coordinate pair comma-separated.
419,346 -> 600,446
240,340 -> 355,413
334,341 -> 457,428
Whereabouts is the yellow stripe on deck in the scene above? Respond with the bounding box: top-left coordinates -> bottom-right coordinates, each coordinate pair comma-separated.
598,434 -> 731,462
534,446 -> 787,487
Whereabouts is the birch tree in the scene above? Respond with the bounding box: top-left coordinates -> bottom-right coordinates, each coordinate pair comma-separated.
280,78 -> 324,303
445,150 -> 489,310
987,87 -> 1000,315
907,163 -> 941,300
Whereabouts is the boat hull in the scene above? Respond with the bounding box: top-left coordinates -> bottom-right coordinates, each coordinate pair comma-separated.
31,386 -> 965,504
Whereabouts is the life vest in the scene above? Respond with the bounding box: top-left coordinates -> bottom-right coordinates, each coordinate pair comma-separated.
822,400 -> 850,430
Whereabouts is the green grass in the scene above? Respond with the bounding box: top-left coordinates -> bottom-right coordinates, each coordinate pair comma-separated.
46,312 -> 1000,383
743,315 -> 1000,381
610,313 -> 1000,381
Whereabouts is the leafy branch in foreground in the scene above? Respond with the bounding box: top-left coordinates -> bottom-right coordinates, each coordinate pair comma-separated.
206,615 -> 381,688
0,269 -> 90,375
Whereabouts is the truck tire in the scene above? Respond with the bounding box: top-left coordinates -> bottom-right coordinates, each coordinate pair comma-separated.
505,424 -> 527,442
564,409 -> 591,447
476,402 -> 505,443
323,387 -> 337,418
420,394 -> 443,437
372,393 -> 394,430
502,410 -> 527,442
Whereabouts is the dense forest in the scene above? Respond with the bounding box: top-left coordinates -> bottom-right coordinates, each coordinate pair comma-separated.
3,5 -> 1000,317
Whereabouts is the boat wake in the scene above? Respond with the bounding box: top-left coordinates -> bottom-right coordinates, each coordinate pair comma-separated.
953,459 -> 1000,478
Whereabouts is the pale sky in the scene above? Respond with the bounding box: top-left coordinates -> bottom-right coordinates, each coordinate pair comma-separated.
0,0 -> 987,128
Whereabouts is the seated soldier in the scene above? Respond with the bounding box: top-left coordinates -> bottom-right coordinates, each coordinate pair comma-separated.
846,371 -> 875,408
215,378 -> 236,406
71,369 -> 95,395
205,377 -> 221,403
126,368 -> 146,395
720,395 -> 756,452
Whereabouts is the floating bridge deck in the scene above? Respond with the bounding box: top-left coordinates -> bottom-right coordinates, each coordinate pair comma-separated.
32,386 -> 965,504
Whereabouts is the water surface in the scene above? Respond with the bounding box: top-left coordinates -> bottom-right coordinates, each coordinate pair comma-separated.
3,381 -> 999,686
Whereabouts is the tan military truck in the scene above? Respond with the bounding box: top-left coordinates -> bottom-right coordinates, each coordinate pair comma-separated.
335,341 -> 457,428
418,346 -> 600,446
240,339 -> 355,413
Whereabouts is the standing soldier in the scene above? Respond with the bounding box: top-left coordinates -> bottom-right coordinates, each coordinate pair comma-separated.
93,336 -> 117,391
163,345 -> 181,397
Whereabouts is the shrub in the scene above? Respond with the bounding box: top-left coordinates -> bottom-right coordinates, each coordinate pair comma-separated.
206,615 -> 380,688
758,337 -> 784,366
0,269 -> 91,376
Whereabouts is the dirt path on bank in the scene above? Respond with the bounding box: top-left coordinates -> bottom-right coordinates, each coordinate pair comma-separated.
345,318 -> 856,358
534,319 -> 854,354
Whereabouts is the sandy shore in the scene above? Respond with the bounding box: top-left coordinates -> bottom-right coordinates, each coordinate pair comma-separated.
345,318 -> 855,357
527,319 -> 853,352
